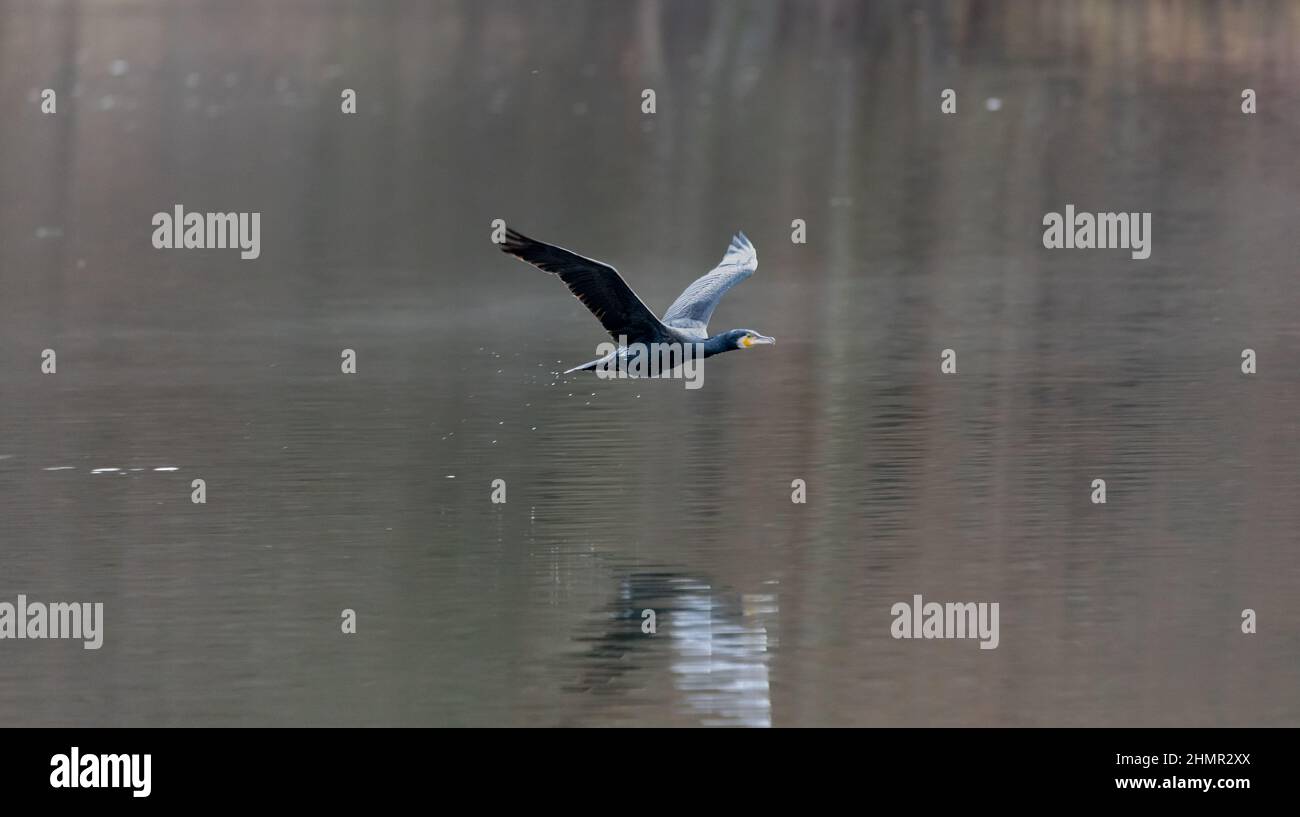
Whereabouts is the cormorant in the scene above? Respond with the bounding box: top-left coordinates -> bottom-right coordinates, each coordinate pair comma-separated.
500,227 -> 775,374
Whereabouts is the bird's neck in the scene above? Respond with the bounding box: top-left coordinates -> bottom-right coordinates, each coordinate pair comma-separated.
701,334 -> 734,358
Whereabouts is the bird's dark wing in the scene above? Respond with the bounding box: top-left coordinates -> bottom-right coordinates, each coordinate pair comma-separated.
500,227 -> 668,342
661,232 -> 757,333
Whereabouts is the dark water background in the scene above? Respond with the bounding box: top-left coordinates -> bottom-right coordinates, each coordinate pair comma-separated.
1,0 -> 1298,726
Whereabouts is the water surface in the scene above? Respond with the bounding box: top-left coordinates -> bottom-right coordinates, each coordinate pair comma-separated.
0,0 -> 1297,726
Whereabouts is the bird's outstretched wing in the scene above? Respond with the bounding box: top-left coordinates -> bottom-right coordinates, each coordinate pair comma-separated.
500,227 -> 668,343
661,232 -> 757,333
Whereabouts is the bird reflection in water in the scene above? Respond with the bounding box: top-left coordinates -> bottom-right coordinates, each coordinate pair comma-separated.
566,571 -> 778,727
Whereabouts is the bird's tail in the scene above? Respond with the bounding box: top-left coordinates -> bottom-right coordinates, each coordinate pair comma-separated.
563,346 -> 623,374
562,357 -> 604,375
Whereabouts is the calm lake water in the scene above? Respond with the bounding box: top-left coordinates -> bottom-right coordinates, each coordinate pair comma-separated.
1,0 -> 1298,726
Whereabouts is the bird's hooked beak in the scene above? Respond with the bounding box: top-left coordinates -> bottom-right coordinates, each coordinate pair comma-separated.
742,333 -> 776,348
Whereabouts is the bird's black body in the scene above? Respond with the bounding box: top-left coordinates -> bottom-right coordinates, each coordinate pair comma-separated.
499,227 -> 774,373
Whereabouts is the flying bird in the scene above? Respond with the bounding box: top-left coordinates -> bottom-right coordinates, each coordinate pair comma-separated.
499,227 -> 774,374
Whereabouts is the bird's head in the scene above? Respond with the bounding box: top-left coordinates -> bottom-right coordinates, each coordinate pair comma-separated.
728,329 -> 776,350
